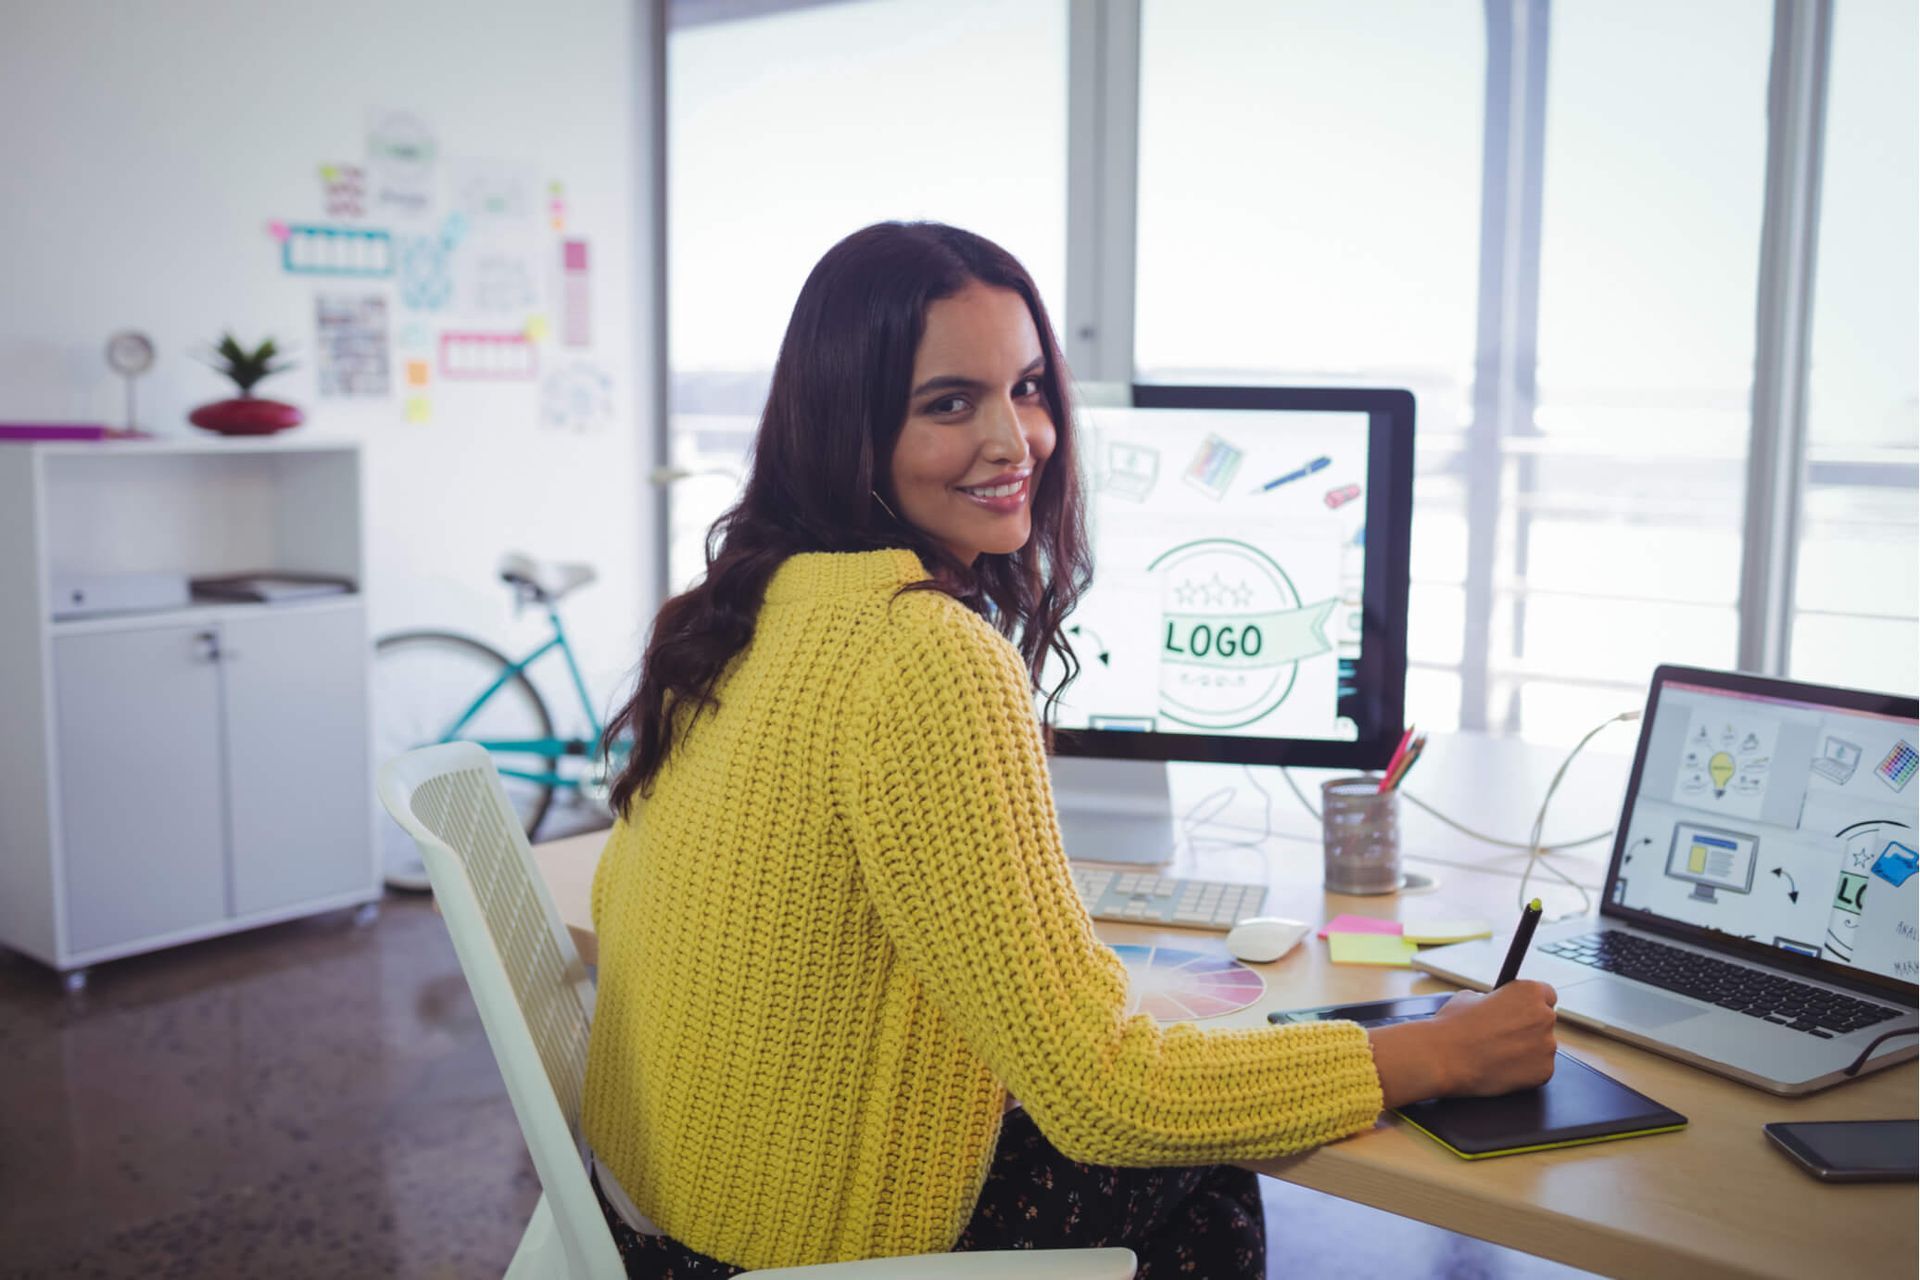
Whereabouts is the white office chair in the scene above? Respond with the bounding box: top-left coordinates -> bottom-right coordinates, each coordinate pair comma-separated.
378,743 -> 1136,1280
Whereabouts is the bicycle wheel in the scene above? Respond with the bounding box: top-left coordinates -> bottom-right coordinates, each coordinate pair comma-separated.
373,631 -> 558,888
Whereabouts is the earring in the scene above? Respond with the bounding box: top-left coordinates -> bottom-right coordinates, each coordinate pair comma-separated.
871,489 -> 900,522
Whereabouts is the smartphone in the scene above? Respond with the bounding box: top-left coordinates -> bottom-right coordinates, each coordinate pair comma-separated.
1763,1120 -> 1918,1183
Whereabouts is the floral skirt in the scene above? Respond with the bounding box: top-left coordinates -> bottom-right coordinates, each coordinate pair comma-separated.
590,1107 -> 1265,1279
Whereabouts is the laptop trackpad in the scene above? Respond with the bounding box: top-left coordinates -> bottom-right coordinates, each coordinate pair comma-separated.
1563,976 -> 1709,1029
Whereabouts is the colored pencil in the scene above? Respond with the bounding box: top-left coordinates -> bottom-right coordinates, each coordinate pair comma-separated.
1377,726 -> 1416,793
1384,733 -> 1427,792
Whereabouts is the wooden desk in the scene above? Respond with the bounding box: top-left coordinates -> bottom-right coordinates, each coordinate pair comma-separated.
534,803 -> 1916,1280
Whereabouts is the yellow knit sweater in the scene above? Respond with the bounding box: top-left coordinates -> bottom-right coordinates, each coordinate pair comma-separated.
582,548 -> 1385,1269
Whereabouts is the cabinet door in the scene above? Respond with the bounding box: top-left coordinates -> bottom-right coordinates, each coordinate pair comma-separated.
54,625 -> 228,954
221,605 -> 374,915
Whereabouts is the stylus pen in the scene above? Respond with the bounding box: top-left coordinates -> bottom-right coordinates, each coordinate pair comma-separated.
1495,898 -> 1544,988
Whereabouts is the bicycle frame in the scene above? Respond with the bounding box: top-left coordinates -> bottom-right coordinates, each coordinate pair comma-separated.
433,599 -> 621,791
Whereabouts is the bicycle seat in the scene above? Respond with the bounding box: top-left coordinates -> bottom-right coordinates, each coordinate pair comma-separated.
498,552 -> 597,602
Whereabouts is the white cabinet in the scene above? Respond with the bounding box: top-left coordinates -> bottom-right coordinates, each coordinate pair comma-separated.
53,623 -> 229,953
0,438 -> 377,976
223,606 -> 372,916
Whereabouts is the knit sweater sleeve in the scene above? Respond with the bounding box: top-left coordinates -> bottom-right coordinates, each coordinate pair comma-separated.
840,595 -> 1385,1166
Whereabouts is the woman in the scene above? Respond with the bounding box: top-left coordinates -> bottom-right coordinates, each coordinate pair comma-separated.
582,222 -> 1558,1277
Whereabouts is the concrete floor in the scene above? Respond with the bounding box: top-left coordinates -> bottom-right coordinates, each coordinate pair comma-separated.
0,882 -> 1594,1279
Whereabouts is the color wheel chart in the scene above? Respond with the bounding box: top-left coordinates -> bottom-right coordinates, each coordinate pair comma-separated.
1110,945 -> 1266,1021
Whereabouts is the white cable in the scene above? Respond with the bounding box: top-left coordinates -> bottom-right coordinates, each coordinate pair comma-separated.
1516,710 -> 1643,916
1278,767 -> 1615,853
1180,771 -> 1273,853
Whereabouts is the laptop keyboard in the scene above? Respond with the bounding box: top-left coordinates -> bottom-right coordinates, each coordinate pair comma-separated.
1542,932 -> 1905,1038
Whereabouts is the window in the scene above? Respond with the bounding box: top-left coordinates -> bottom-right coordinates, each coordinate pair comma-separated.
1516,0 -> 1772,734
1134,0 -> 1484,730
1790,0 -> 1919,695
667,0 -> 1067,592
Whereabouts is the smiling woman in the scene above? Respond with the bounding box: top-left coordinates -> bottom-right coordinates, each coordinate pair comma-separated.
579,223 -> 1541,1278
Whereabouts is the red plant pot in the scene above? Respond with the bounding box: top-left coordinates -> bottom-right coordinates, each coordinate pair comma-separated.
188,397 -> 304,436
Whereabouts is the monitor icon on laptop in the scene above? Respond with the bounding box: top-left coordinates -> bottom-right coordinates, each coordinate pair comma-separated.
1666,821 -> 1759,904
1811,736 -> 1862,785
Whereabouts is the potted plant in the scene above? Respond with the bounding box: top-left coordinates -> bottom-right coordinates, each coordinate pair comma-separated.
188,334 -> 304,435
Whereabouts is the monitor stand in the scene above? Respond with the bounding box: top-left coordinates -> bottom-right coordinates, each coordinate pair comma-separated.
1046,755 -> 1177,865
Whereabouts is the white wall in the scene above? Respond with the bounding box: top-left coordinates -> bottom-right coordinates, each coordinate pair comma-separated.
0,0 -> 658,730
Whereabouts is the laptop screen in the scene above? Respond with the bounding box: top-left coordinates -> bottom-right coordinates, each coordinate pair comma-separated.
1610,674 -> 1918,994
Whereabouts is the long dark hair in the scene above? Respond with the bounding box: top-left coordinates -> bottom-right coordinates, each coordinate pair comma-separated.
605,221 -> 1093,814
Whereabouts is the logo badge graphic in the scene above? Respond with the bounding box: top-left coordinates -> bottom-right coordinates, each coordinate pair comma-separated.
1149,539 -> 1335,730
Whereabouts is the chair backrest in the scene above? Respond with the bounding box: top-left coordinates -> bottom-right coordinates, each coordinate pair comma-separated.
378,742 -> 624,1280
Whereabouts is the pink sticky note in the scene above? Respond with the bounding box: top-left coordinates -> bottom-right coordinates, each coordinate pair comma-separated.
267,219 -> 291,242
1317,914 -> 1403,940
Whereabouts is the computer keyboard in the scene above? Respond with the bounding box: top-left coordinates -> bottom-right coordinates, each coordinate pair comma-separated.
1070,865 -> 1268,931
1542,931 -> 1904,1038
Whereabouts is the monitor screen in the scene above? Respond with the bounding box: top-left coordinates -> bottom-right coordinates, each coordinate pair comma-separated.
1044,385 -> 1412,770
1611,674 -> 1920,992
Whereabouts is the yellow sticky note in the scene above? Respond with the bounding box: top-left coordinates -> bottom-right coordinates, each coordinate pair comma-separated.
1401,919 -> 1493,946
404,395 -> 431,424
525,314 -> 551,342
320,164 -> 338,181
1328,933 -> 1419,967
406,359 -> 430,388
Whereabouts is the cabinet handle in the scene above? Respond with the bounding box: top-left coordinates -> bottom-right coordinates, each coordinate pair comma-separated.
195,631 -> 222,663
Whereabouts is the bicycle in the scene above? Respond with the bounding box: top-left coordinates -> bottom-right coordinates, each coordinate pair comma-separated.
374,552 -> 629,888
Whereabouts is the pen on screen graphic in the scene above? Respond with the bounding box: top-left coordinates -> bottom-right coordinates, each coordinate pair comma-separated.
1253,455 -> 1331,492
1496,898 -> 1544,988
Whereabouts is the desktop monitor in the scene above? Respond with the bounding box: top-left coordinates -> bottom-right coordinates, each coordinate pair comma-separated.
1043,385 -> 1415,862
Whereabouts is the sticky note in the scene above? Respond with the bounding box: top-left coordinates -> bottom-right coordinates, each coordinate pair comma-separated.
1317,914 -> 1402,939
525,314 -> 551,342
267,219 -> 291,242
404,395 -> 431,424
1328,933 -> 1419,967
406,359 -> 430,388
1400,919 -> 1493,945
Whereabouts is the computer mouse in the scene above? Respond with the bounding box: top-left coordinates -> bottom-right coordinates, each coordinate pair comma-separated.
1225,916 -> 1311,964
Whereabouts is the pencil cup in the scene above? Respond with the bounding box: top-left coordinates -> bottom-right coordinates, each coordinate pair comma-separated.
1321,776 -> 1402,895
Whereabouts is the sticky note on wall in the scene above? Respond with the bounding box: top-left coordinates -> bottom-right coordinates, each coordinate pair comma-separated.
561,238 -> 591,348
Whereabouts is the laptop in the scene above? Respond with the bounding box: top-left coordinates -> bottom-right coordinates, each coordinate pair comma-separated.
1415,664 -> 1919,1095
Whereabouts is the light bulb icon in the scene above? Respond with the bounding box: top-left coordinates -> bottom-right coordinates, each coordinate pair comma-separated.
1709,751 -> 1736,797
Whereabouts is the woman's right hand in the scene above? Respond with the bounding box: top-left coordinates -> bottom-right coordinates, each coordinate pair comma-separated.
1426,981 -> 1560,1096
1367,981 -> 1559,1106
